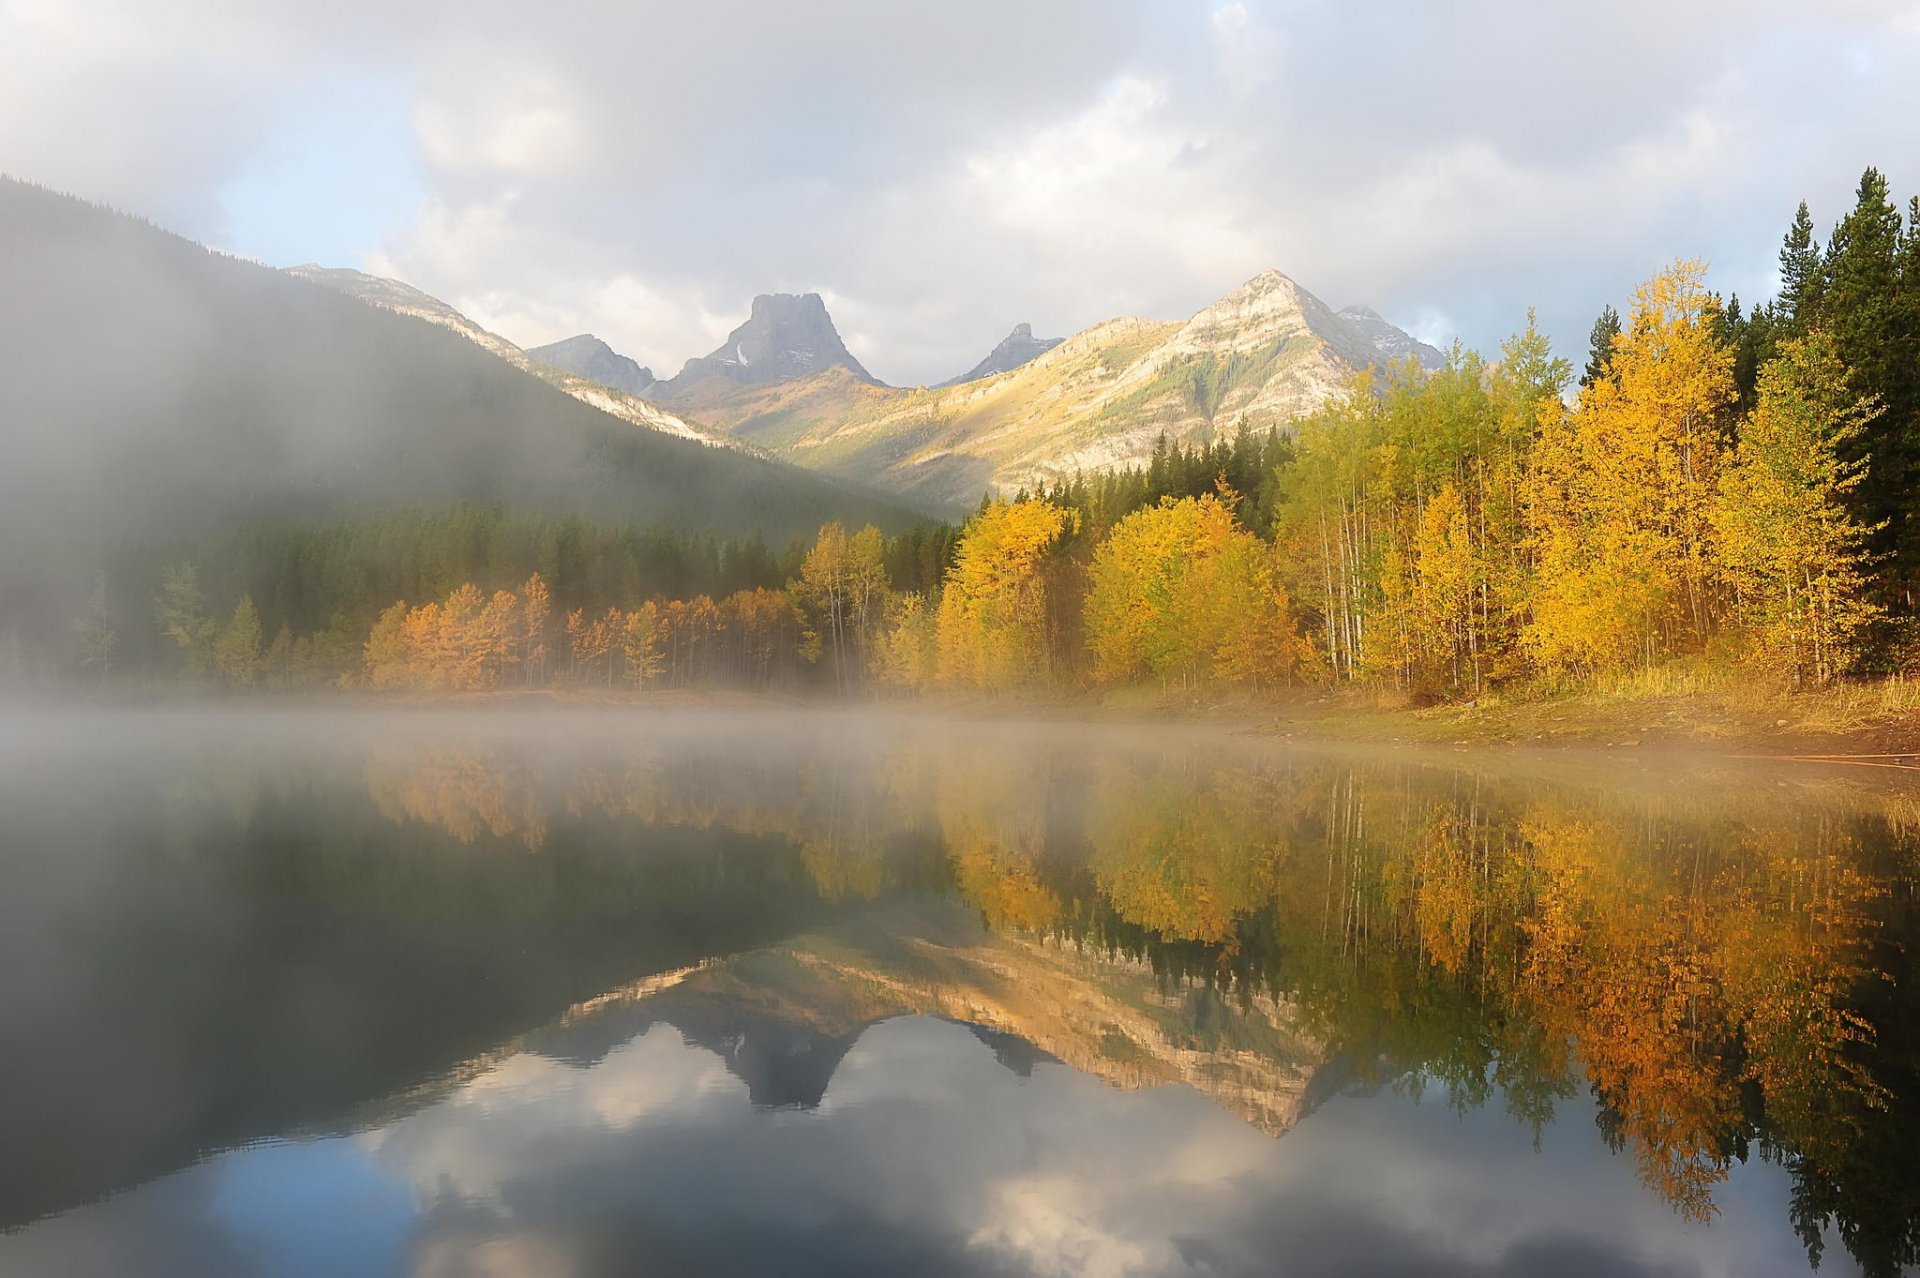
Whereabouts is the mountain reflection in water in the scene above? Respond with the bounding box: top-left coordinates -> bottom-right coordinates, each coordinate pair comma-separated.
1,707 -> 1915,1277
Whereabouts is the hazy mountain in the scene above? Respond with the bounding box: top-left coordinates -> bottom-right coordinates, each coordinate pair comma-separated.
651,292 -> 876,409
1338,305 -> 1446,371
0,178 -> 920,650
936,322 -> 1064,387
287,265 -> 731,449
526,333 -> 658,396
663,269 -> 1401,511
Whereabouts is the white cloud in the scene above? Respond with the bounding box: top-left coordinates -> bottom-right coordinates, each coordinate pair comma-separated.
5,0 -> 1920,384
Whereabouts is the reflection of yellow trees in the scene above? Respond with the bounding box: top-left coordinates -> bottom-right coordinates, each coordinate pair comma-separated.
366,749 -> 548,849
355,728 -> 1897,1228
935,750 -> 1893,1225
931,749 -> 1064,932
1086,763 -> 1284,946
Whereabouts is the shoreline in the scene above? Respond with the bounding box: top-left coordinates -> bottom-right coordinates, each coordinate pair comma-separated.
11,678 -> 1918,762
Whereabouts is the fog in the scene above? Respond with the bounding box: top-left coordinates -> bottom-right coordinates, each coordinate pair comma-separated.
0,177 -> 913,679
0,703 -> 1899,1274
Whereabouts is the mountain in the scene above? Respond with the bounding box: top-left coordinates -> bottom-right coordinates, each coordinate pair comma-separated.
287,265 -> 730,449
937,322 -> 1063,387
514,896 -> 1325,1138
526,333 -> 658,396
1338,305 -> 1446,371
0,178 -> 922,651
662,269 -> 1402,512
651,292 -> 875,409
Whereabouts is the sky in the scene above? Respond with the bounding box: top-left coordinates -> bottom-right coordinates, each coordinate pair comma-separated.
3,0 -> 1918,387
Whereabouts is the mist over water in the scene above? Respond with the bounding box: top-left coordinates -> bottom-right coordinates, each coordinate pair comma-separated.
1,705 -> 1912,1276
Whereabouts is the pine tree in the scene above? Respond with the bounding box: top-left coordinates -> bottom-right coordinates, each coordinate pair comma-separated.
152,561 -> 215,678
1821,167 -> 1917,604
1777,200 -> 1823,330
1581,305 -> 1622,389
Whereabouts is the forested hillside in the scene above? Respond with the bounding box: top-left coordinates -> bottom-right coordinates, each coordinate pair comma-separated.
0,179 -> 919,671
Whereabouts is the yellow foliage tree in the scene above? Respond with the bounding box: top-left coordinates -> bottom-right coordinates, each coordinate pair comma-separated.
1084,492 -> 1299,690
1525,262 -> 1735,679
935,499 -> 1074,690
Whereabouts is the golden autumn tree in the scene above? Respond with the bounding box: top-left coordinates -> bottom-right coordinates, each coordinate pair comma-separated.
213,595 -> 264,688
795,522 -> 890,694
519,572 -> 551,686
873,592 -> 940,691
1524,262 -> 1736,679
620,602 -> 665,688
1084,492 -> 1299,690
364,601 -> 412,688
1712,334 -> 1881,684
935,498 -> 1074,690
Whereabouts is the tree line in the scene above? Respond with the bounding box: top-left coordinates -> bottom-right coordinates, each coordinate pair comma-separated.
35,167 -> 1919,699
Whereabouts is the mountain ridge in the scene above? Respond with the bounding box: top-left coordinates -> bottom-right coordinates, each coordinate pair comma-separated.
527,333 -> 658,396
657,268 -> 1436,511
287,265 -> 735,451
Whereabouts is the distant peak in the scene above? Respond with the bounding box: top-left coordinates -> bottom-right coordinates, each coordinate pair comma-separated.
657,290 -> 874,395
1336,305 -> 1446,372
937,322 -> 1064,388
527,332 -> 657,394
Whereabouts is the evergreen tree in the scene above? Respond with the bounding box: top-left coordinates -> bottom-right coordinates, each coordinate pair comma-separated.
1581,305 -> 1622,389
1821,167 -> 1918,604
1778,200 -> 1824,330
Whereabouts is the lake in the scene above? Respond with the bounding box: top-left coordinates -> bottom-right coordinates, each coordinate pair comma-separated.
1,706 -> 1915,1277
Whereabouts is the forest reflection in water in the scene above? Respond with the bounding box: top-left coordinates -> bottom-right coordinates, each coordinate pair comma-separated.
1,706 -> 1917,1277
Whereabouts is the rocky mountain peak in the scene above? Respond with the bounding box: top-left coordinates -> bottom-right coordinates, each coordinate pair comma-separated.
657,292 -> 875,398
1166,268 -> 1380,369
937,321 -> 1065,387
526,334 -> 656,395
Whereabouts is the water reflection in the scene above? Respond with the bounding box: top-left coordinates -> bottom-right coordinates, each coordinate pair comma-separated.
1,708 -> 1916,1275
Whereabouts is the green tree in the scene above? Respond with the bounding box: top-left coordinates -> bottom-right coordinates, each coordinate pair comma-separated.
1713,335 -> 1881,683
1581,304 -> 1622,389
152,561 -> 215,679
1820,167 -> 1918,598
1778,199 -> 1824,330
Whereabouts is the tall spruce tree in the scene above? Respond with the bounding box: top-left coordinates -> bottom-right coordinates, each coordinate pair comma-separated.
1580,304 -> 1622,389
1821,167 -> 1918,606
1778,200 -> 1824,331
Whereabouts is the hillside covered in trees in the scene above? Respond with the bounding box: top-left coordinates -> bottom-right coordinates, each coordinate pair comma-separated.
19,169 -> 1920,708
0,179 -> 920,675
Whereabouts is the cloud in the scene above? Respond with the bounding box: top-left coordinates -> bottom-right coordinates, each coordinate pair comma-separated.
0,1015 -> 1824,1277
3,1 -> 1918,385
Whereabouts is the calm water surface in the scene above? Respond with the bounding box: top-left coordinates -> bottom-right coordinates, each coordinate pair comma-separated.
2,706 -> 1916,1277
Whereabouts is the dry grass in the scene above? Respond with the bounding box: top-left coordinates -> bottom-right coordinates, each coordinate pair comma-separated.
1253,668 -> 1920,754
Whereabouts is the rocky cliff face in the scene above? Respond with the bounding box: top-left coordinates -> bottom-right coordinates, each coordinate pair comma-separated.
654,292 -> 875,403
937,322 -> 1064,387
1338,305 -> 1446,371
526,333 -> 657,395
